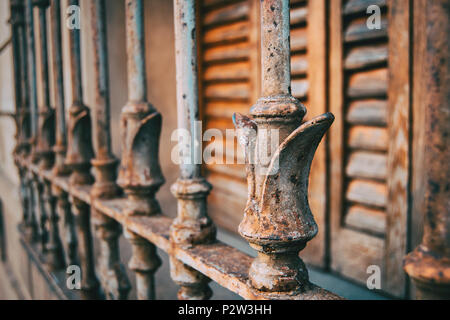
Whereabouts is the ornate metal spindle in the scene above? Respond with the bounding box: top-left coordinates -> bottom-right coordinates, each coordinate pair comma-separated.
90,0 -> 130,300
25,171 -> 39,242
35,175 -> 48,252
65,0 -> 95,186
64,0 -> 100,299
16,0 -> 31,158
233,0 -> 334,295
116,0 -> 163,300
33,0 -> 55,170
169,0 -> 216,300
24,0 -> 39,242
50,0 -> 69,177
10,0 -> 23,153
117,0 -> 165,216
72,198 -> 101,299
57,190 -> 78,266
404,0 -> 450,300
43,0 -> 70,271
26,0 -> 39,163
10,1 -> 30,234
43,180 -> 65,270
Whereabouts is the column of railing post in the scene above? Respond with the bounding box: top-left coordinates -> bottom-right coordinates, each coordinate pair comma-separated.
10,0 -> 30,240
25,0 -> 39,243
170,0 -> 216,300
64,0 -> 100,300
17,0 -> 31,157
90,0 -> 131,300
31,0 -> 54,257
45,0 -> 70,271
117,0 -> 164,300
33,0 -> 54,169
232,0 -> 336,298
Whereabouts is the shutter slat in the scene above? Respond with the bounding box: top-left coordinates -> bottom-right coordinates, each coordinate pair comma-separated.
204,42 -> 250,63
344,17 -> 388,43
204,61 -> 250,82
345,44 -> 388,70
203,21 -> 249,46
291,28 -> 307,52
290,7 -> 308,25
346,179 -> 387,208
204,101 -> 250,118
348,126 -> 388,151
345,205 -> 386,236
347,68 -> 388,98
291,54 -> 308,77
205,82 -> 250,101
292,79 -> 309,99
346,151 -> 387,180
347,99 -> 387,125
204,2 -> 250,27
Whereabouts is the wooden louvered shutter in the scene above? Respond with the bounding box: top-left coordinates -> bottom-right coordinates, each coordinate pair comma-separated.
199,0 -> 259,232
329,0 -> 410,297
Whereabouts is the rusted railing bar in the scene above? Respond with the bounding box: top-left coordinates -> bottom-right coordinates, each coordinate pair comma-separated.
170,0 -> 216,300
25,0 -> 38,152
17,0 -> 31,156
125,0 -> 146,102
90,0 -> 131,300
17,157 -> 337,300
261,0 -> 291,96
118,0 -> 164,300
33,0 -> 54,170
67,0 -> 83,104
50,0 -> 69,176
36,2 -> 50,108
10,0 -> 23,128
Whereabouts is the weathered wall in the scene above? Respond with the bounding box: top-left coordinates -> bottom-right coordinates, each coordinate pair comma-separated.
0,0 -> 237,300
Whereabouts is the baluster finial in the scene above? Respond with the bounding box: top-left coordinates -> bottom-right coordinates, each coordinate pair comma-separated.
117,0 -> 165,217
65,0 -> 95,186
233,0 -> 334,294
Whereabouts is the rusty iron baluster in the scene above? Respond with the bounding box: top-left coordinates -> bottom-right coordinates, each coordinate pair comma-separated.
31,0 -> 54,255
10,0 -> 30,237
64,0 -> 100,300
170,0 -> 216,300
35,175 -> 48,252
47,0 -> 77,267
404,0 -> 450,300
24,0 -> 39,242
26,0 -> 39,164
43,180 -> 66,270
117,0 -> 163,300
90,0 -> 131,300
33,0 -> 55,170
43,0 -> 69,271
58,189 -> 78,266
233,0 -> 337,298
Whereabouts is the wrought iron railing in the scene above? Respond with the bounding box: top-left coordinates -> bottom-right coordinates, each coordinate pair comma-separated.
8,0 -> 343,300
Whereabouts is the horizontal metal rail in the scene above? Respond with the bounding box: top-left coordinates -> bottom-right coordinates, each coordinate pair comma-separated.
16,156 -> 338,300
